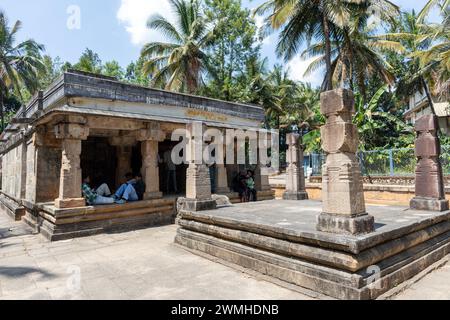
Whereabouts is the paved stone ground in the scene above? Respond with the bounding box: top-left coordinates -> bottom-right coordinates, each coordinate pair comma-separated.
0,211 -> 449,300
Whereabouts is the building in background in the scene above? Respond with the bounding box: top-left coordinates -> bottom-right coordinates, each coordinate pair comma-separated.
404,91 -> 450,135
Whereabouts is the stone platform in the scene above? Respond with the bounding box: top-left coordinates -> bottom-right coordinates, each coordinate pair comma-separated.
175,200 -> 450,300
23,198 -> 176,241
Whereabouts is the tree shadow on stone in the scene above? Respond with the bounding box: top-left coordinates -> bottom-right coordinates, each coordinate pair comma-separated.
0,266 -> 55,279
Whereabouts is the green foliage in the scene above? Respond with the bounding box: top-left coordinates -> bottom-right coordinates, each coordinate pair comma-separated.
200,0 -> 259,101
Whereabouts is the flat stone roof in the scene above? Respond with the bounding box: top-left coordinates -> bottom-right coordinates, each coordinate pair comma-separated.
21,69 -> 265,122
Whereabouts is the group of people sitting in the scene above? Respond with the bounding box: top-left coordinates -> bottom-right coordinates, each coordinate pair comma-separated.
81,172 -> 146,206
233,170 -> 257,203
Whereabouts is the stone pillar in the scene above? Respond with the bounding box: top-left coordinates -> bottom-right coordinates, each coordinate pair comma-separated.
215,164 -> 230,194
54,123 -> 89,209
137,124 -> 165,200
316,89 -> 374,235
110,136 -> 136,186
283,133 -> 308,200
410,115 -> 449,211
183,122 -> 216,211
255,165 -> 271,191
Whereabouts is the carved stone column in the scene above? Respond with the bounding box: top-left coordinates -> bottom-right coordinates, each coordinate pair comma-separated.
54,123 -> 89,209
316,89 -> 374,235
215,164 -> 230,194
283,133 -> 308,200
255,165 -> 271,191
183,122 -> 217,211
110,135 -> 136,186
137,123 -> 165,200
410,115 -> 449,211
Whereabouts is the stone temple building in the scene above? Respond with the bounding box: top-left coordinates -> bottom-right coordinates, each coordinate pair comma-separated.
0,70 -> 273,240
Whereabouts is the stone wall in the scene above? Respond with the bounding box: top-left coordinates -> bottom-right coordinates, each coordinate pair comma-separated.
1,144 -> 26,200
310,175 -> 450,186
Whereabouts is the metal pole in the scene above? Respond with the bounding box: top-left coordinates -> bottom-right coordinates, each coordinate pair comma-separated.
389,149 -> 394,176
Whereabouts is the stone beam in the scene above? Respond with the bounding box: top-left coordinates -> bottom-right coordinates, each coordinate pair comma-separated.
87,116 -> 146,131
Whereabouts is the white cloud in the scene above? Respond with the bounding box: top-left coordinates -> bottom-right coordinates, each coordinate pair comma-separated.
117,0 -> 175,46
286,56 -> 323,87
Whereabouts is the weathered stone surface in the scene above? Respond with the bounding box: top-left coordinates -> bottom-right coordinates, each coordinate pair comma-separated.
283,133 -> 308,201
410,197 -> 449,212
141,140 -> 162,200
184,123 -> 216,211
38,198 -> 175,241
317,89 -> 373,234
215,164 -> 230,194
411,114 -> 448,211
175,200 -> 450,299
54,138 -> 85,209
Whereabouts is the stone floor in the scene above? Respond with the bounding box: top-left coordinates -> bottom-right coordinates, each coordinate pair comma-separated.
0,210 -> 449,300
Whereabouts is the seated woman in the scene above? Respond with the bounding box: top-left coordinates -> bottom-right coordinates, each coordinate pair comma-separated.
114,172 -> 139,202
82,175 -> 124,206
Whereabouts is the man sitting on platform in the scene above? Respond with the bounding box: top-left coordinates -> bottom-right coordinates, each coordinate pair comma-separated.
82,175 -> 125,205
114,172 -> 139,202
133,173 -> 146,201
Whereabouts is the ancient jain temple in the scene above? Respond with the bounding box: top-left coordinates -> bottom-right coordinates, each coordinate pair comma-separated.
0,70 -> 273,240
1,70 -> 450,300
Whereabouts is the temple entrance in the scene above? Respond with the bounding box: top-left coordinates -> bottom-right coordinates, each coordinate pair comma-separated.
81,137 -> 117,189
159,140 -> 187,196
81,137 -> 143,191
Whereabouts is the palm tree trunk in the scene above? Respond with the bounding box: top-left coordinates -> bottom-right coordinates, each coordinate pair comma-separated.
0,92 -> 4,133
422,77 -> 437,117
322,15 -> 333,92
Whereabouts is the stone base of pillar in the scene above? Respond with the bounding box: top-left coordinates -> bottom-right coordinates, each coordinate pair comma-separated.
317,212 -> 374,235
54,198 -> 86,209
182,199 -> 217,212
410,197 -> 449,212
143,191 -> 163,200
283,191 -> 309,201
215,187 -> 231,194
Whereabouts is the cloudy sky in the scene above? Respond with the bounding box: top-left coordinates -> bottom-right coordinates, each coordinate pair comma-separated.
0,0 -> 440,87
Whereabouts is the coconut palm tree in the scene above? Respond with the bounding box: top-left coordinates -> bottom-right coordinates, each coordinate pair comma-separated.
0,11 -> 44,131
301,19 -> 402,102
140,0 -> 213,93
255,0 -> 398,92
418,0 -> 450,22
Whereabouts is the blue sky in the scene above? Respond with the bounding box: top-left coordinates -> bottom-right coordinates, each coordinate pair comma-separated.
0,0 -> 441,86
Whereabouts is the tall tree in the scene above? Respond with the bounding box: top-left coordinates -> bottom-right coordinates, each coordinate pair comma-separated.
141,0 -> 213,93
255,0 -> 398,92
0,11 -> 45,131
202,0 -> 259,101
103,60 -> 124,79
73,48 -> 103,74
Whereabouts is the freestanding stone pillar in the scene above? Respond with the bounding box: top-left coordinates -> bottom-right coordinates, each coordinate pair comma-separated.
183,122 -> 217,211
54,123 -> 89,209
316,89 -> 374,235
137,124 -> 165,200
410,115 -> 449,211
215,164 -> 230,194
283,133 -> 308,200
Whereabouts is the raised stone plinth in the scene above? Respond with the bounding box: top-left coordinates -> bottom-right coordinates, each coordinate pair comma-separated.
317,89 -> 374,235
283,133 -> 308,201
410,115 -> 449,211
175,200 -> 450,300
